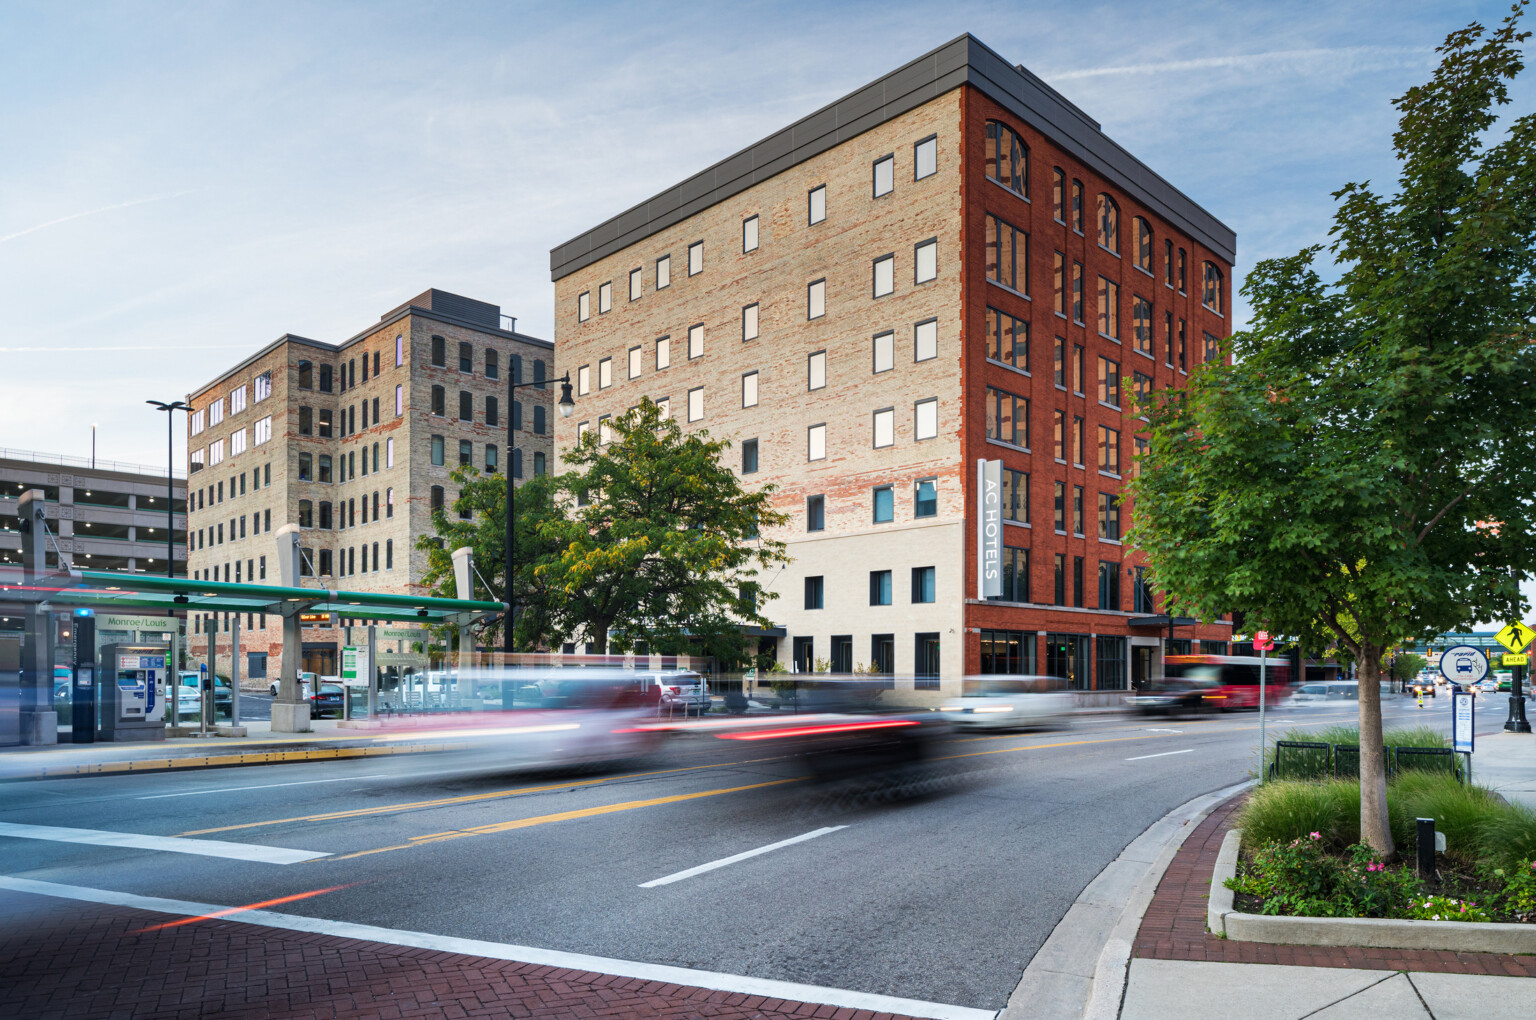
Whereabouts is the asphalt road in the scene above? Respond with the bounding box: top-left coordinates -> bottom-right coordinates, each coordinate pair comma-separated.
0,695 -> 1474,1011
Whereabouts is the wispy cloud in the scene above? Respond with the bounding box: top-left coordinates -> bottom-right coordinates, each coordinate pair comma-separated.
0,190 -> 197,245
1049,45 -> 1431,81
0,345 -> 252,352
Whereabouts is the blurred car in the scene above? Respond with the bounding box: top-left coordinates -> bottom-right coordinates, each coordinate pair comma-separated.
167,683 -> 203,720
310,682 -> 345,718
937,676 -> 1073,730
1477,679 -> 1500,694
1133,677 -> 1222,714
1409,680 -> 1436,698
639,670 -> 710,714
269,671 -> 319,697
178,671 -> 233,713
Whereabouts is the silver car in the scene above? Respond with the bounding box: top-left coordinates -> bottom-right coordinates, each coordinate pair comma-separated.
937,676 -> 1074,730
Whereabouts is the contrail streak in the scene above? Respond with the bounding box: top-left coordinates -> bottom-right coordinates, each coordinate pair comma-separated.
1049,46 -> 1429,81
0,190 -> 197,245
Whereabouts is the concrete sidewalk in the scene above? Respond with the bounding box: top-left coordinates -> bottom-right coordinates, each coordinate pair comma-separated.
1116,730 -> 1536,1019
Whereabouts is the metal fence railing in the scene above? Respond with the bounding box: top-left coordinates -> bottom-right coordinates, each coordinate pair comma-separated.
1270,740 -> 1467,783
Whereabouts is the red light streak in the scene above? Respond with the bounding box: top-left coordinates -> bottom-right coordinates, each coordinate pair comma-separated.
133,884 -> 354,932
717,719 -> 920,741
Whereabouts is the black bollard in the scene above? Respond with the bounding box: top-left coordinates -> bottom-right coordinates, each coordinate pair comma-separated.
1416,817 -> 1438,883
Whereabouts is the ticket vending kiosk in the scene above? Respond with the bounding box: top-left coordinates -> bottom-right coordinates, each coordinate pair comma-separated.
98,643 -> 168,742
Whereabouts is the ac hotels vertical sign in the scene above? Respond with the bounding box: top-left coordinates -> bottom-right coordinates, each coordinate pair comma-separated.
977,459 -> 1002,598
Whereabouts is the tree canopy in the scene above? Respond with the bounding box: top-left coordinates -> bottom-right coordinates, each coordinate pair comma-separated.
1128,5 -> 1536,854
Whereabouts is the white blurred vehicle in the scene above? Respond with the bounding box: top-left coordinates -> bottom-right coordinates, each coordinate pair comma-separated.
636,671 -> 710,714
937,676 -> 1074,730
269,671 -> 319,697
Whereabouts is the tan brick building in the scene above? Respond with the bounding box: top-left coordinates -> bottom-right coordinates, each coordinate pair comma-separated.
552,35 -> 1236,700
185,289 -> 553,679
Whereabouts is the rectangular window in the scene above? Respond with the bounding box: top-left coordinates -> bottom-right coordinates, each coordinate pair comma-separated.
1053,168 -> 1065,222
687,386 -> 703,422
1054,335 -> 1065,387
1165,311 -> 1175,367
742,371 -> 759,408
656,336 -> 671,370
1054,553 -> 1066,604
914,318 -> 938,362
742,303 -> 759,341
915,633 -> 940,690
577,291 -> 590,321
577,364 -> 590,395
986,307 -> 1027,371
985,213 -> 1027,294
1133,371 -> 1152,409
1134,435 -> 1148,477
386,488 -> 394,518
873,331 -> 894,373
914,239 -> 937,283
386,437 -> 394,468
598,281 -> 612,313
656,254 -> 671,289
873,154 -> 894,197
805,575 -> 825,610
914,398 -> 937,441
1098,492 -> 1121,540
911,566 -> 935,604
458,341 -> 473,373
598,357 -> 612,389
915,478 -> 937,518
870,570 -> 892,606
254,371 -> 272,402
807,423 -> 826,462
655,397 -> 670,420
230,429 -> 247,456
628,345 -> 642,380
1073,344 -> 1085,394
486,349 -> 499,381
208,398 -> 224,426
1053,252 -> 1065,315
808,350 -> 826,391
1204,331 -> 1221,364
1096,635 -> 1127,689
209,438 -> 225,465
807,494 -> 825,532
1179,318 -> 1187,372
230,386 -> 247,414
914,136 -> 937,179
807,279 -> 826,319
1071,261 -> 1084,322
598,415 -> 613,445
1053,410 -> 1065,460
1001,468 -> 1029,524
486,444 -> 498,473
873,408 -> 894,448
1133,296 -> 1153,355
1073,556 -> 1084,608
872,254 -> 894,297
688,323 -> 704,359
254,416 -> 272,445
986,387 -> 1028,448
459,439 -> 472,467
1098,357 -> 1121,406
688,240 -> 703,275
394,384 -> 403,417
873,485 -> 894,523
1098,277 -> 1120,339
1098,426 -> 1121,474
431,435 -> 444,466
1073,485 -> 1084,537
1073,415 -> 1084,466
742,215 -> 759,253
741,438 -> 759,474
190,409 -> 205,435
808,185 -> 826,224
629,266 -> 642,300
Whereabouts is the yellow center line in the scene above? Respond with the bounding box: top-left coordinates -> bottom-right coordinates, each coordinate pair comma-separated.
321,777 -> 799,861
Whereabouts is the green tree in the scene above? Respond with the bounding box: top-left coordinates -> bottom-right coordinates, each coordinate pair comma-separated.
1128,7 -> 1536,856
538,399 -> 790,662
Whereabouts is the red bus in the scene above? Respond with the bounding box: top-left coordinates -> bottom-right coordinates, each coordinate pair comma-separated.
1163,655 -> 1296,710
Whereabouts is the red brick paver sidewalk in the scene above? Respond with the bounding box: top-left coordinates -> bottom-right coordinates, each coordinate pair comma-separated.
1132,794 -> 1536,977
0,892 -> 924,1020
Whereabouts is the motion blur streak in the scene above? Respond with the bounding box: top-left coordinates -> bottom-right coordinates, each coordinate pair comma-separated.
717,720 -> 922,741
322,778 -> 800,861
132,884 -> 354,932
373,723 -> 581,741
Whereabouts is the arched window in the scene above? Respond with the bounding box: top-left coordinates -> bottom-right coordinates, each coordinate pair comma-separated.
1135,218 -> 1152,272
431,385 -> 445,416
512,447 -> 524,479
318,501 -> 332,529
1071,180 -> 1083,232
317,454 -> 332,483
385,539 -> 393,569
511,353 -> 523,385
1164,239 -> 1174,287
430,485 -> 444,511
458,390 -> 472,421
319,364 -> 333,392
297,360 -> 313,390
512,400 -> 523,431
984,120 -> 1027,197
1052,168 -> 1065,221
1096,194 -> 1119,253
534,451 -> 546,476
533,405 -> 547,435
298,500 -> 313,528
1203,262 -> 1224,314
431,335 -> 446,367
485,395 -> 499,427
534,359 -> 547,389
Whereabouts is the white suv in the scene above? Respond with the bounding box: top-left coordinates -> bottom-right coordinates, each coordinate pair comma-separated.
642,671 -> 710,714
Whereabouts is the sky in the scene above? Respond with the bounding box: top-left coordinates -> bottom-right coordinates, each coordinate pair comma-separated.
0,0 -> 1529,470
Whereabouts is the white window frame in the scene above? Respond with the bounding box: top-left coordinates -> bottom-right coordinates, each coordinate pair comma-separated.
808,350 -> 826,391
395,335 -> 404,366
598,357 -> 612,389
808,184 -> 826,225
807,423 -> 826,462
395,384 -> 403,416
208,398 -> 225,427
190,409 -> 205,436
254,416 -> 272,445
598,281 -> 612,314
742,303 -> 759,341
577,365 -> 590,395
687,386 -> 704,422
807,279 -> 826,320
230,385 -> 247,415
656,336 -> 671,370
873,254 -> 895,297
230,428 -> 247,456
386,437 -> 395,468
914,135 -> 937,180
873,154 -> 895,197
914,398 -> 938,441
254,371 -> 272,402
629,267 -> 642,301
873,332 -> 895,373
914,318 -> 938,363
914,239 -> 938,284
742,215 -> 759,253
208,438 -> 225,466
688,323 -> 704,359
628,345 -> 642,380
578,291 -> 590,322
191,448 -> 204,471
873,408 -> 895,448
656,254 -> 671,289
742,371 -> 759,408
688,241 -> 703,276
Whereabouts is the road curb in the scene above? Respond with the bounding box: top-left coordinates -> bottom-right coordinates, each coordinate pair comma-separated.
0,742 -> 456,781
1211,828 -> 1536,954
1000,780 -> 1251,1020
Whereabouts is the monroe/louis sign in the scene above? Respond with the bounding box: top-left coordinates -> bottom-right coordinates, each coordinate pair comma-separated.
977,459 -> 1002,599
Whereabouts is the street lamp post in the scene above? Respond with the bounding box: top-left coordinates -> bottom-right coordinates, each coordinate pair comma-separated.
503,370 -> 575,662
146,400 -> 189,579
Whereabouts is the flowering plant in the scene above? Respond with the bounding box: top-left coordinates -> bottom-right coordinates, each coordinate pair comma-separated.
1403,895 -> 1491,922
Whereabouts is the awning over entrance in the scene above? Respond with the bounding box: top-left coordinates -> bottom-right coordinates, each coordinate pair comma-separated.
1126,615 -> 1201,628
39,570 -> 505,627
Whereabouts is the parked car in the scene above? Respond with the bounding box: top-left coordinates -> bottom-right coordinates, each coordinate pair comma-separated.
936,676 -> 1073,730
1133,677 -> 1221,715
310,682 -> 345,718
178,671 -> 233,712
269,671 -> 319,697
638,671 -> 710,714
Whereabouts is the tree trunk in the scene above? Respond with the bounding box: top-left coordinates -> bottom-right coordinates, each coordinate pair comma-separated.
1357,643 -> 1396,857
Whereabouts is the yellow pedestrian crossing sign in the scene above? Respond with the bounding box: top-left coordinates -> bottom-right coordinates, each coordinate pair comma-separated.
1495,621 -> 1536,654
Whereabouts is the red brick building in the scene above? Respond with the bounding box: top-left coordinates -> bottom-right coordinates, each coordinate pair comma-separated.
550,35 -> 1235,699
